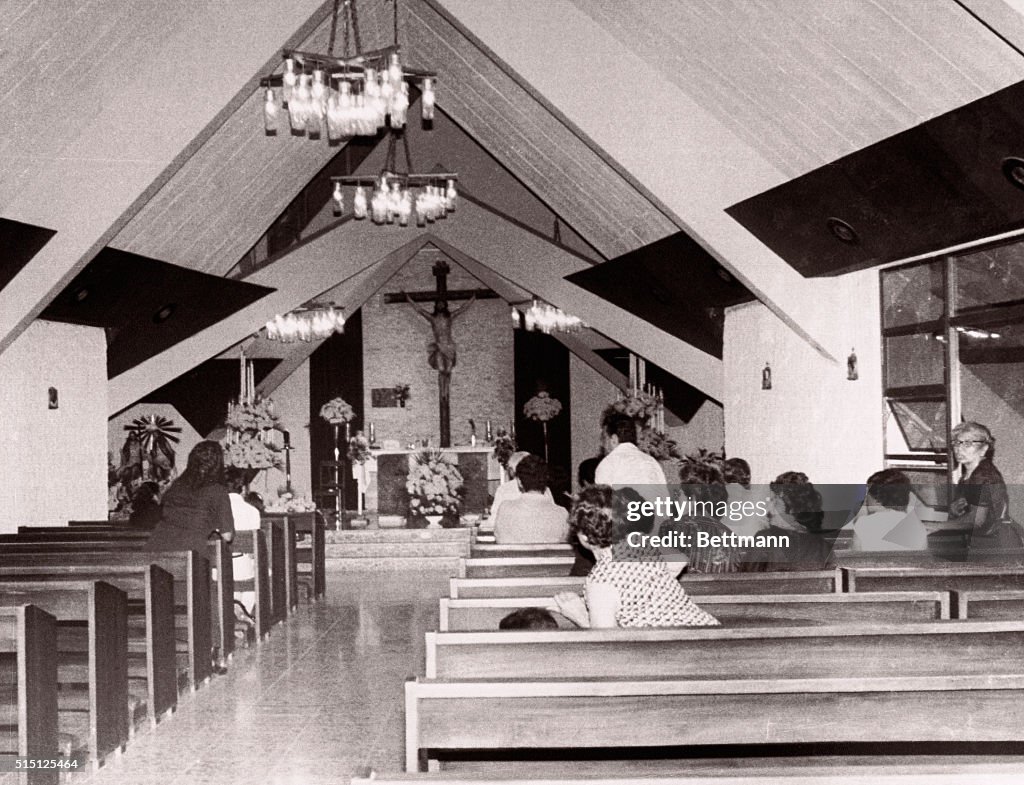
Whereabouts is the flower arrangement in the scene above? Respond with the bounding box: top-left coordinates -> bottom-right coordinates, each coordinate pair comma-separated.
319,397 -> 355,424
222,437 -> 282,470
265,491 -> 317,513
637,428 -> 682,461
523,392 -> 562,422
393,383 -> 410,407
406,450 -> 464,517
685,447 -> 725,472
604,389 -> 658,425
226,398 -> 279,431
348,432 -> 371,464
492,427 -> 516,468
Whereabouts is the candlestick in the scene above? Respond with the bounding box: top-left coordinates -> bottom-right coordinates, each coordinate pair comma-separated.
369,422 -> 376,445
639,358 -> 646,391
485,420 -> 493,442
239,350 -> 245,401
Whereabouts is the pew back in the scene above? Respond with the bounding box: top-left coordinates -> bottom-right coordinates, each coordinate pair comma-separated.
844,565 -> 1024,593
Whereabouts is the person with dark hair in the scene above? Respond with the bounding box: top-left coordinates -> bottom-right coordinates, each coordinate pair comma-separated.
499,607 -> 559,630
660,461 -> 739,573
489,451 -> 553,523
494,455 -> 568,543
850,469 -> 927,552
741,471 -> 832,571
551,485 -> 718,628
722,457 -> 766,537
577,457 -> 600,489
147,440 -> 234,553
128,481 -> 161,528
949,421 -> 1021,550
225,467 -> 261,532
595,412 -> 667,488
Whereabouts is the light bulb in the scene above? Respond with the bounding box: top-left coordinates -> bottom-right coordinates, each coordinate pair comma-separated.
421,78 -> 435,121
388,53 -> 403,88
353,186 -> 368,219
332,182 -> 344,216
371,189 -> 387,224
282,58 -> 296,103
390,83 -> 409,129
445,179 -> 457,212
263,87 -> 278,133
398,192 -> 412,226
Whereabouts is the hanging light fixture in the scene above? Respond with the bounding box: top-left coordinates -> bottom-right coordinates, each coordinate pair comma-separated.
265,305 -> 346,343
330,129 -> 457,226
260,0 -> 437,141
511,299 -> 585,334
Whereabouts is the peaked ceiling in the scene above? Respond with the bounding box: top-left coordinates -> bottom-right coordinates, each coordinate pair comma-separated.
5,0 -> 1024,414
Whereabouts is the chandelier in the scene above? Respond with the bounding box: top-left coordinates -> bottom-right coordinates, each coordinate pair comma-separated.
261,0 -> 437,141
265,305 -> 346,343
329,129 -> 457,226
512,299 -> 585,334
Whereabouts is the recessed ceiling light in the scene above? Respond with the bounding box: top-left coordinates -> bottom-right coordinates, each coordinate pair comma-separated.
1002,157 -> 1024,191
826,217 -> 859,245
153,304 -> 176,323
73,287 -> 89,303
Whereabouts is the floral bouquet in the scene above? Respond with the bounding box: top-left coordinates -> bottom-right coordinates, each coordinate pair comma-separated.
348,432 -> 371,464
265,491 -> 317,513
222,435 -> 283,470
637,428 -> 682,461
319,397 -> 355,424
523,392 -> 562,422
604,389 -> 658,425
492,428 -> 516,468
226,398 -> 279,432
406,450 -> 464,517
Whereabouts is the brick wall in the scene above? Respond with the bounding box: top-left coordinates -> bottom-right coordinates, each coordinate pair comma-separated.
362,245 -> 514,447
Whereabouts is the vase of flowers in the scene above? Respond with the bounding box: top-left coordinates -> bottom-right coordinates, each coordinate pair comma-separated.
406,450 -> 464,527
221,397 -> 283,490
523,392 -> 561,462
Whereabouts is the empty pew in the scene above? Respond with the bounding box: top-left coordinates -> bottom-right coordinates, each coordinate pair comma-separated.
423,620 -> 1024,679
262,513 -> 305,613
0,538 -> 234,672
0,552 -> 212,691
0,582 -> 128,767
458,557 -> 576,579
449,570 -> 844,599
291,511 -> 326,601
0,605 -> 59,785
259,516 -> 291,625
954,590 -> 1024,620
470,544 -> 574,558
843,564 -> 1024,593
404,673 -> 1024,772
231,529 -> 272,640
0,565 -> 176,727
438,591 -> 949,631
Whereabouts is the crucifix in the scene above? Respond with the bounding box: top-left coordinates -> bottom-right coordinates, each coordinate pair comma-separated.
399,261 -> 475,447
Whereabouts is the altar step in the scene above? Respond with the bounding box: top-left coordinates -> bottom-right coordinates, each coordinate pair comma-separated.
324,526 -> 472,569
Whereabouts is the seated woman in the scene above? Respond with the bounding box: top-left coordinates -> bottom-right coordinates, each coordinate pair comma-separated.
949,421 -> 1022,551
659,460 -> 740,573
148,440 -> 234,553
741,471 -> 832,571
552,485 -> 719,628
722,457 -> 767,537
494,456 -> 569,543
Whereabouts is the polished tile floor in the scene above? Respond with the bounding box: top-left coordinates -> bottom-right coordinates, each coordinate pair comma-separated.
82,566 -> 451,785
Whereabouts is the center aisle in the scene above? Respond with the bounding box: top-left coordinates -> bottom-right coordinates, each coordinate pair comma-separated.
83,566 -> 451,785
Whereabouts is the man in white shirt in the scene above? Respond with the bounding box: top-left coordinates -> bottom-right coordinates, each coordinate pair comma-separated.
494,456 -> 569,543
595,412 -> 667,488
489,451 -> 553,524
852,469 -> 928,552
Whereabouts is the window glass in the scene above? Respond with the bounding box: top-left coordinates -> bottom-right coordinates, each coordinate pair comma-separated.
953,244 -> 1024,313
881,260 -> 944,328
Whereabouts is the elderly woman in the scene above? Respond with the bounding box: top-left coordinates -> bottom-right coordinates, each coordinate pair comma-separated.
949,422 -> 1019,549
552,485 -> 719,628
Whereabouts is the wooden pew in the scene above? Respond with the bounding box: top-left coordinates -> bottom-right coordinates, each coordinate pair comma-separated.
449,570 -> 844,599
355,759 -> 1024,785
843,564 -> 1024,593
954,590 -> 1024,620
0,605 -> 59,785
405,673 -> 1024,772
0,582 -> 128,767
458,557 -> 576,579
0,565 -> 176,727
231,529 -> 272,640
438,591 -> 949,631
470,544 -> 574,558
291,511 -> 326,601
259,516 -> 291,625
0,552 -> 212,691
0,538 -> 234,671
423,620 -> 1024,679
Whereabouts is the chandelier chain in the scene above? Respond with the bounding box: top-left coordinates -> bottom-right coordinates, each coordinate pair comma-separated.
327,0 -> 341,57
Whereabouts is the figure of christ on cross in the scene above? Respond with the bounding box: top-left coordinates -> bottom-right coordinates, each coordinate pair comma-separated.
403,260 -> 475,447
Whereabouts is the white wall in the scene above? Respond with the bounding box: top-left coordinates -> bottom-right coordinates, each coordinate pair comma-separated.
569,355 -> 617,486
669,401 -> 724,459
724,271 -> 884,485
0,320 -> 108,531
262,359 -> 313,500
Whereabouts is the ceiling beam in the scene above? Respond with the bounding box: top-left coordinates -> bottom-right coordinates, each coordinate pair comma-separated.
430,0 -> 842,364
0,0 -> 328,356
424,204 -> 723,401
107,225 -> 432,415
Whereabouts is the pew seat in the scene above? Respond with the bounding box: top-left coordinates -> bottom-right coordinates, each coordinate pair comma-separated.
843,565 -> 1024,593
953,590 -> 1024,620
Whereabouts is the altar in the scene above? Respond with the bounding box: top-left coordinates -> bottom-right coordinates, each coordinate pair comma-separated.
354,446 -> 500,520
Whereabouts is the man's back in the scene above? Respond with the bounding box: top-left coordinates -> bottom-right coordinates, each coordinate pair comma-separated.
494,494 -> 569,544
595,442 -> 667,487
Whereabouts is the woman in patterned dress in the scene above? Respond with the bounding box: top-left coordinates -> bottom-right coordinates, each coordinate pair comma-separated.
551,485 -> 719,628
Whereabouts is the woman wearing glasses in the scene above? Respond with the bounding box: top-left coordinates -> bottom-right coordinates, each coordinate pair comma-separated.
949,422 -> 1020,551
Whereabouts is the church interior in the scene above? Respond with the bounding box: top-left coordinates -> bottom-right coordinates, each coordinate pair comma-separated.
4,0 -> 1024,782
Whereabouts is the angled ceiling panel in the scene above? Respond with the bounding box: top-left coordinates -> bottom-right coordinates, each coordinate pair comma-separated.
0,218 -> 56,292
41,249 -> 274,377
